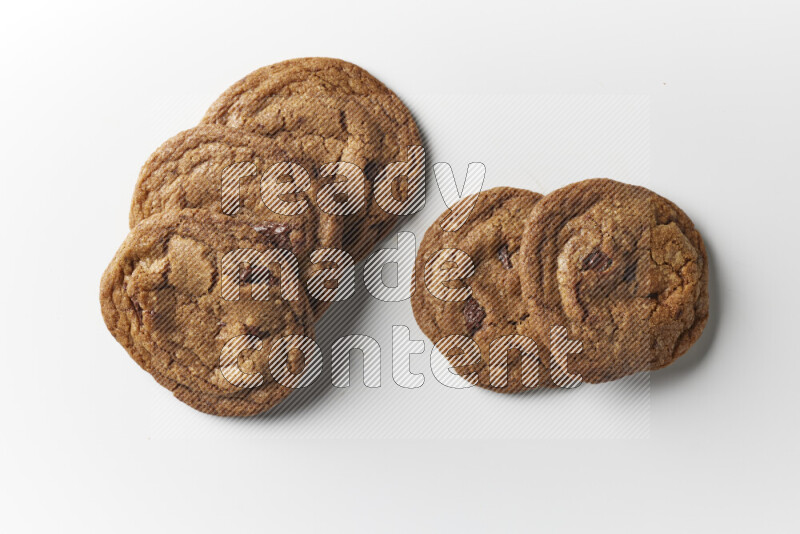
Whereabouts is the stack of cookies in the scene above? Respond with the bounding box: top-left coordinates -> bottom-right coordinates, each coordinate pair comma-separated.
101,58 -> 422,416
411,180 -> 709,392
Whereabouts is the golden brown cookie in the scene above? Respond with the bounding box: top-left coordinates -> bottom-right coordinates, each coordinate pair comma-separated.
411,187 -> 544,392
101,209 -> 317,416
519,178 -> 709,384
202,57 -> 423,260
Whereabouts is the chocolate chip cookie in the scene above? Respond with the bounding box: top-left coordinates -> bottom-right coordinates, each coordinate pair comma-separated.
411,187 -> 544,392
202,57 -> 423,260
519,178 -> 709,383
100,208 -> 317,416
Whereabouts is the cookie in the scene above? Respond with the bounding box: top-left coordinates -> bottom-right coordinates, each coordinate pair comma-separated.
202,57 -> 423,260
129,124 -> 346,318
519,178 -> 709,383
100,209 -> 317,416
411,187 -> 544,392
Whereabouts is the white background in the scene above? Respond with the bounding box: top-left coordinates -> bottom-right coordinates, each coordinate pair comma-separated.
1,0 -> 798,532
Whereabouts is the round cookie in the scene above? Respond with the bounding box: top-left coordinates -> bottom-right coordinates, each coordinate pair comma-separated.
519,178 -> 709,384
411,187 -> 544,392
202,57 -> 423,261
101,209 -> 317,416
129,124 -> 345,318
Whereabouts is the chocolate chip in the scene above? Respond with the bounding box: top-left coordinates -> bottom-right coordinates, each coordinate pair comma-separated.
252,223 -> 291,249
245,324 -> 269,339
463,297 -> 486,335
364,160 -> 381,180
581,249 -> 612,272
622,263 -> 637,283
497,244 -> 512,269
239,264 -> 272,285
239,264 -> 253,284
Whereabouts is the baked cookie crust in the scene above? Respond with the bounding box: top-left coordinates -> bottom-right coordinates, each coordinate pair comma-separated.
519,178 -> 709,383
202,57 -> 422,260
101,209 -> 316,416
411,187 -> 544,392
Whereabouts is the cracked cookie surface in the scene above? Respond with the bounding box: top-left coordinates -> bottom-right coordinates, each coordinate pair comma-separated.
519,178 -> 709,383
411,187 -> 543,392
202,57 -> 422,260
101,209 -> 316,416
